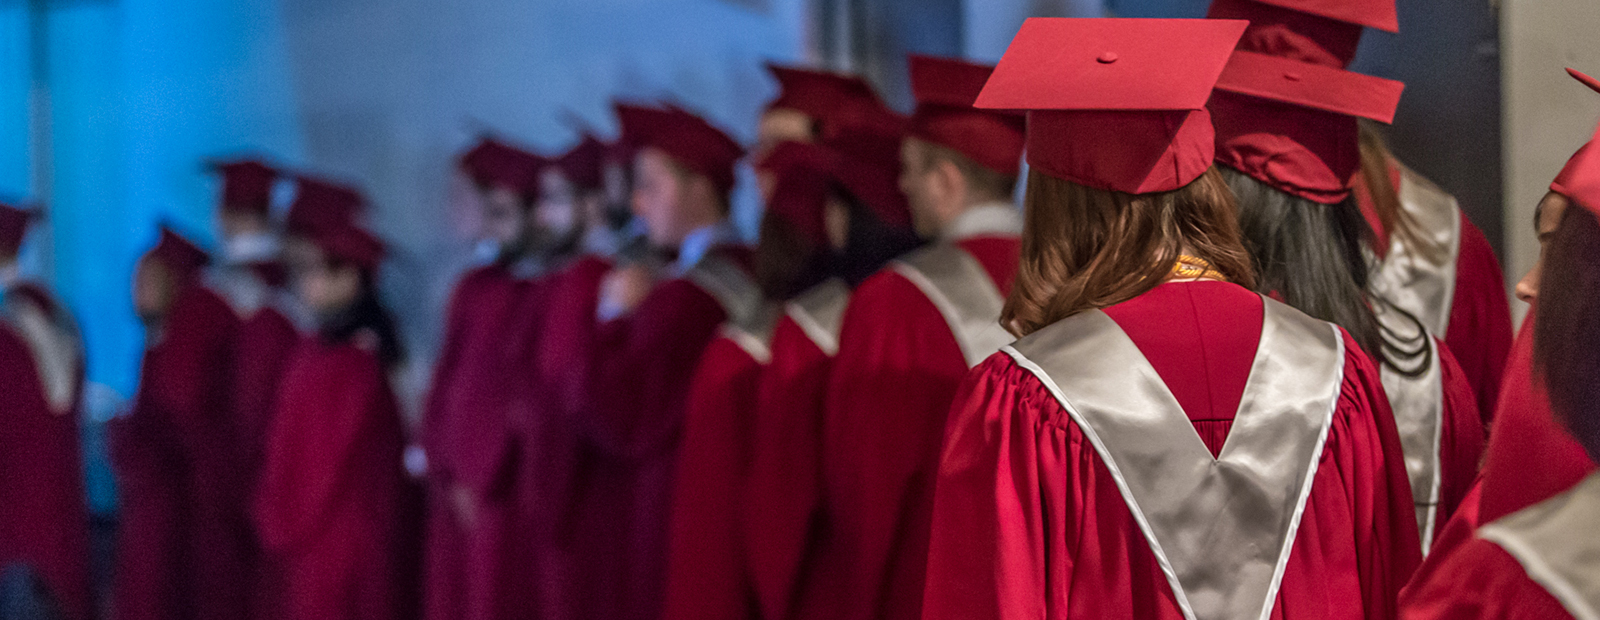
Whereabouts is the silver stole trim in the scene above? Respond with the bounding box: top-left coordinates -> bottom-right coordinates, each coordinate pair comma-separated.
1,291 -> 83,415
1373,302 -> 1447,552
204,265 -> 272,318
1369,166 -> 1461,336
891,244 -> 1013,368
1005,298 -> 1345,620
785,278 -> 851,357
720,304 -> 781,364
1480,473 -> 1600,620
685,253 -> 765,330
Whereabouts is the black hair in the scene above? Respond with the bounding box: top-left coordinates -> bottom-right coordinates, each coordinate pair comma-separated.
830,186 -> 923,287
1220,166 -> 1431,375
1535,205 -> 1600,462
754,183 -> 922,302
319,270 -> 405,370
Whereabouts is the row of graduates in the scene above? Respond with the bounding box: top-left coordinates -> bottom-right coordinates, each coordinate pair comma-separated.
422,1 -> 1528,620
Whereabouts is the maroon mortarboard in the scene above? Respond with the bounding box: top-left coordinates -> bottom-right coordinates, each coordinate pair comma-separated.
826,132 -> 912,228
287,176 -> 366,235
458,136 -> 546,196
765,64 -> 881,123
755,140 -> 840,177
0,202 -> 35,251
764,164 -> 834,248
210,159 -> 278,214
618,103 -> 745,195
307,220 -> 386,273
975,17 -> 1249,195
151,225 -> 211,280
1209,33 -> 1405,204
1208,0 -> 1391,70
1548,69 -> 1600,205
557,134 -> 607,191
908,54 -> 1026,177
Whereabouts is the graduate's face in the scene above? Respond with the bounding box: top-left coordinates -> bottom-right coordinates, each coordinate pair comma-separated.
481,185 -> 531,251
1517,192 -> 1569,305
755,109 -> 815,162
537,168 -> 582,240
132,257 -> 175,326
632,148 -> 712,248
293,250 -> 362,317
900,138 -> 956,238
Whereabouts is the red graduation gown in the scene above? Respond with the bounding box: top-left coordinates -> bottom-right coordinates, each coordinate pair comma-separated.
507,256 -> 611,620
566,248 -> 747,620
661,331 -> 768,620
923,281 -> 1422,619
110,282 -> 242,620
1400,314 -> 1596,610
1433,341 -> 1487,540
1398,536 -> 1572,620
253,335 -> 413,620
420,264 -> 540,620
806,235 -> 1018,620
1357,163 -> 1513,423
0,283 -> 90,620
744,315 -> 834,620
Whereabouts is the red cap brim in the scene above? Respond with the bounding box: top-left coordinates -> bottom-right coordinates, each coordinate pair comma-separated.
1214,51 -> 1405,123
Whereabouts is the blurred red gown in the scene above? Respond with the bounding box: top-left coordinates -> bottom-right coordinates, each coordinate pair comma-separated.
922,281 -> 1422,620
807,231 -> 1019,620
253,335 -> 413,620
565,246 -> 751,620
1400,313 -> 1597,618
661,319 -> 775,620
1357,162 -> 1513,423
1420,340 -> 1487,543
420,264 -> 545,620
110,281 -> 242,620
508,255 -> 611,620
743,281 -> 850,620
211,262 -> 303,620
0,282 -> 90,620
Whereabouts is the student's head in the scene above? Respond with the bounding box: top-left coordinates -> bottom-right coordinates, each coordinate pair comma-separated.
1534,203 -> 1600,462
213,160 -> 277,241
756,108 -> 819,162
132,255 -> 176,327
288,224 -> 383,320
1005,167 -> 1254,336
630,147 -> 727,249
898,137 -> 1017,239
1516,191 -> 1571,305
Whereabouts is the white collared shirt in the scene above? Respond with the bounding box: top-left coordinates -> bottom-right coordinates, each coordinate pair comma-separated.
941,202 -> 1024,242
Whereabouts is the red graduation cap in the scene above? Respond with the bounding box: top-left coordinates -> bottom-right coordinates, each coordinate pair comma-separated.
908,54 -> 1026,177
976,17 -> 1249,194
458,137 -> 546,196
1207,0 -> 1391,71
766,64 -> 883,125
210,159 -> 278,214
1548,69 -> 1600,205
151,225 -> 211,280
557,134 -> 607,191
306,219 -> 386,273
617,103 -> 745,196
756,138 -> 911,230
0,202 -> 35,251
287,176 -> 366,235
1209,33 -> 1405,204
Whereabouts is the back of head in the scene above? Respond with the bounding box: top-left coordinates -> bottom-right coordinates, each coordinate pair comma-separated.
1005,167 -> 1255,337
1535,185 -> 1600,463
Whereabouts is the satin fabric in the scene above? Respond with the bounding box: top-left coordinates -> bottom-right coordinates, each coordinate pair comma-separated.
563,246 -> 747,620
110,283 -> 245,620
923,282 -> 1420,619
0,284 -> 90,620
253,337 -> 416,620
1400,313 -> 1596,612
661,335 -> 767,620
805,235 -> 1018,620
1399,537 -> 1573,620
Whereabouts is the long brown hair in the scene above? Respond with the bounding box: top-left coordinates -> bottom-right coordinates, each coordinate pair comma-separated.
1003,167 -> 1256,337
1534,205 -> 1600,462
1358,122 -> 1422,252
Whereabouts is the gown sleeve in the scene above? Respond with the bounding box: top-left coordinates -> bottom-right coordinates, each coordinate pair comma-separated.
1444,213 -> 1513,426
1399,538 -> 1573,620
1435,340 -> 1486,533
421,272 -> 483,471
579,278 -> 727,460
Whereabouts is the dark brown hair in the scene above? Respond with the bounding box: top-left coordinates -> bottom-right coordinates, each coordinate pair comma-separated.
913,141 -> 1018,204
1358,122 -> 1422,252
1534,205 -> 1600,462
1003,167 -> 1256,337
